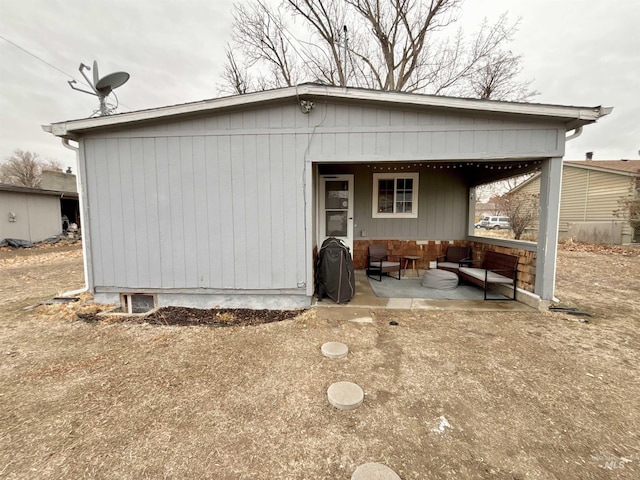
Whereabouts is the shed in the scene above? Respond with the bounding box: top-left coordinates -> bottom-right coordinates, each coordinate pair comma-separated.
0,183 -> 78,243
44,84 -> 610,310
514,159 -> 639,244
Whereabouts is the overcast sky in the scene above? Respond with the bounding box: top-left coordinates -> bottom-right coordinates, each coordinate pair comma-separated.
1,0 -> 638,172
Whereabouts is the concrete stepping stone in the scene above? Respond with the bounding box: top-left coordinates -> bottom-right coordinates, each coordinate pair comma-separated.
327,381 -> 364,410
351,462 -> 401,480
349,316 -> 373,323
321,341 -> 348,359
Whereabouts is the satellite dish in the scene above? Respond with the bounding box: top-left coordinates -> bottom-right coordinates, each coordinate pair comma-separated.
95,71 -> 130,95
92,60 -> 100,88
68,60 -> 130,116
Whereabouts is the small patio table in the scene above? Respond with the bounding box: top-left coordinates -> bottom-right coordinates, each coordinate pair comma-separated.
402,255 -> 421,278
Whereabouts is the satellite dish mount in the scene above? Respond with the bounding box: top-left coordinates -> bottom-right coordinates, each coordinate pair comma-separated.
68,61 -> 130,116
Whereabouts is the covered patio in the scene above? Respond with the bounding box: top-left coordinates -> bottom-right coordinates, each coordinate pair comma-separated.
308,87 -> 612,309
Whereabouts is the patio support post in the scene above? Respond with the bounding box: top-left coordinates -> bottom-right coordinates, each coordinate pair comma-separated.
535,156 -> 563,304
305,159 -> 315,298
468,187 -> 477,233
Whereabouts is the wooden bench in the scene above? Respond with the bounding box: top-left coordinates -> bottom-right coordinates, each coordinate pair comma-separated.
458,251 -> 519,300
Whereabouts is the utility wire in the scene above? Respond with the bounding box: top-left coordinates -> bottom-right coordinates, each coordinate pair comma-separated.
0,33 -> 134,111
0,33 -> 91,87
0,33 -> 79,80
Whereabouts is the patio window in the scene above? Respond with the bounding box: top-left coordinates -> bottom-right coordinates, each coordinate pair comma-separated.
372,172 -> 419,218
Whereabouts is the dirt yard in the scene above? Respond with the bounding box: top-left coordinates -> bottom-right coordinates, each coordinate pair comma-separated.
1,242 -> 638,479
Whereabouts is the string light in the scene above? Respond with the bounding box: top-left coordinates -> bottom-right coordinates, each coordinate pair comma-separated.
358,160 -> 542,171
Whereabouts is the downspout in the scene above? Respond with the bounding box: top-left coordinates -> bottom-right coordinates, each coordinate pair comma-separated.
565,126 -> 583,141
61,137 -> 89,296
566,105 -> 613,141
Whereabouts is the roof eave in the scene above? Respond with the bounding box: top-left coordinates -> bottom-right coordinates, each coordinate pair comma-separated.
565,161 -> 640,176
44,84 -> 613,137
0,183 -> 79,198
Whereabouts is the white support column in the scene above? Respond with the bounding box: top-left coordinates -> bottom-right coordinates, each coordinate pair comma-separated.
468,186 -> 477,235
536,157 -> 563,304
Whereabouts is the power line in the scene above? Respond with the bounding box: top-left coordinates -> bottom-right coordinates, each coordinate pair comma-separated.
0,33 -> 133,111
1,33 -> 85,83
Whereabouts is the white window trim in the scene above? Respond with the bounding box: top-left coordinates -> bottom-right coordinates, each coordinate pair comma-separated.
372,172 -> 419,219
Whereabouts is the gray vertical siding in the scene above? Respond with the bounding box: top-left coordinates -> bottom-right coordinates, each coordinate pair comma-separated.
82,100 -> 566,293
0,191 -> 61,242
321,164 -> 468,240
84,105 -> 308,291
310,103 -> 561,241
308,104 -> 563,161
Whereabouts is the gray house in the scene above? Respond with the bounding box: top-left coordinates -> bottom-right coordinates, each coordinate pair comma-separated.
44,84 -> 610,310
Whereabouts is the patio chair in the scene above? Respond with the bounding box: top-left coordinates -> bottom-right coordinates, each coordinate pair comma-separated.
367,245 -> 401,281
436,245 -> 472,274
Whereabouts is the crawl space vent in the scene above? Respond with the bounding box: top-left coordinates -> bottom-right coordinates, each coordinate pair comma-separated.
123,294 -> 156,314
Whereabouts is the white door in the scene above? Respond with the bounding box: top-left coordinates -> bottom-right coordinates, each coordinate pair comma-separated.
319,175 -> 354,253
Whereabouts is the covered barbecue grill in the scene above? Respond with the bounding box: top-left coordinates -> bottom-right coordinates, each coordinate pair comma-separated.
315,237 -> 355,303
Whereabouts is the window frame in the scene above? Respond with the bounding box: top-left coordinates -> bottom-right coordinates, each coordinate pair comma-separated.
372,172 -> 419,219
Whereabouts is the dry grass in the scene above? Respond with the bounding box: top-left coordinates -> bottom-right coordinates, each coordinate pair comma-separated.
0,242 -> 639,479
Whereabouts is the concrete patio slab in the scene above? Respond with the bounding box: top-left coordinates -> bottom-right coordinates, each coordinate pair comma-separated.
385,298 -> 413,309
411,298 -> 533,311
314,270 -> 536,312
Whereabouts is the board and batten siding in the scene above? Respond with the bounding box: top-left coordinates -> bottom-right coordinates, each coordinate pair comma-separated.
82,105 -> 308,291
307,103 -> 564,162
80,99 -> 569,297
311,103 -> 559,240
321,164 -> 468,240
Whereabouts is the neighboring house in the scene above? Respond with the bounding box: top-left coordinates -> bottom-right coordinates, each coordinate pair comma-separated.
41,170 -> 80,228
41,169 -> 77,193
0,183 -> 79,243
475,202 -> 497,220
44,84 -> 610,310
513,160 -> 640,244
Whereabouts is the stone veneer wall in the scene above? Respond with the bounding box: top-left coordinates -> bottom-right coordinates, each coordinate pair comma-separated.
353,240 -> 467,271
353,240 -> 536,293
469,242 -> 536,293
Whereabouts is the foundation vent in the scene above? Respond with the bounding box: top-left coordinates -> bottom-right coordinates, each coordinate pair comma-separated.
122,294 -> 156,314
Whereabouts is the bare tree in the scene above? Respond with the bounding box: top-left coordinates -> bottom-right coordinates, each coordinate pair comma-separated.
463,49 -> 537,101
218,1 -> 302,94
220,0 -> 535,100
221,47 -> 251,95
495,191 -> 539,240
475,173 -> 535,203
0,150 -> 62,188
615,197 -> 640,229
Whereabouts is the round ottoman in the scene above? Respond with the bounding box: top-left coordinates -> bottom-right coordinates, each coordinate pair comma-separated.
422,268 -> 459,289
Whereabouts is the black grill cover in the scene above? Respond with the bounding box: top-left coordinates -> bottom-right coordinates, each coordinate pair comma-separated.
315,237 -> 355,304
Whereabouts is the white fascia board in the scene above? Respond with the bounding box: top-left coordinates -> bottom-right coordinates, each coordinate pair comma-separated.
45,84 -> 612,137
303,85 -> 610,123
46,87 -> 301,137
